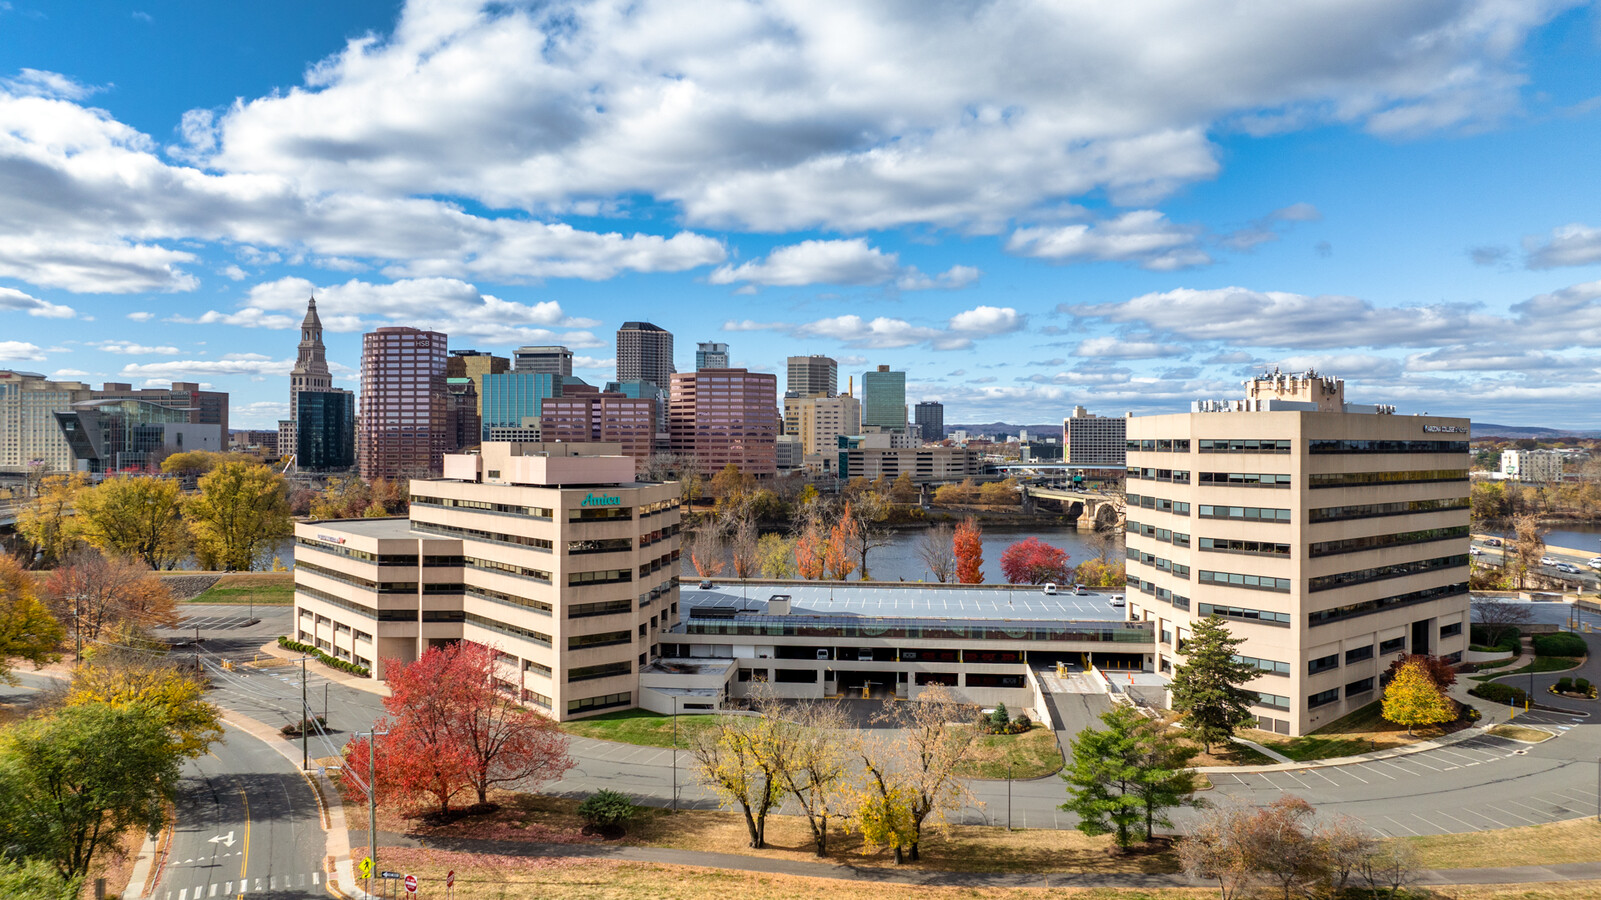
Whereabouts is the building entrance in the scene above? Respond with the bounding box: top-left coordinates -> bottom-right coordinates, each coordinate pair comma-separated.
834,669 -> 896,700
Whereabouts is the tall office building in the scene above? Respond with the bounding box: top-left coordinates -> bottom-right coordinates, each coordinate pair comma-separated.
358,327 -> 448,479
0,371 -> 91,474
444,379 -> 482,452
447,350 -> 511,417
695,342 -> 729,370
1062,405 -> 1126,467
616,322 -> 673,390
514,346 -> 573,377
668,369 -> 779,476
292,441 -> 681,720
795,395 -> 862,459
1124,370 -> 1470,735
786,355 -> 837,398
276,298 -> 332,458
914,401 -> 945,442
862,365 -> 907,429
481,372 -> 563,440
1499,449 -> 1562,483
541,393 -> 656,473
95,381 -> 229,438
296,390 -> 356,471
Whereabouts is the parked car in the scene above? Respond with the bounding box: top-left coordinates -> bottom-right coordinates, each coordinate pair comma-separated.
1469,547 -> 1483,556
1540,556 -> 1557,567
1556,563 -> 1581,574
698,580 -> 714,589
1590,558 -> 1601,570
1072,584 -> 1087,595
1109,594 -> 1126,607
1042,583 -> 1058,595
1486,538 -> 1503,547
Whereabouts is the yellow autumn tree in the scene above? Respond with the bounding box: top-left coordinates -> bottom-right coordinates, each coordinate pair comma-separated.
0,556 -> 64,683
67,656 -> 223,759
76,476 -> 188,570
688,715 -> 786,848
187,461 -> 292,572
1381,660 -> 1455,735
16,472 -> 87,567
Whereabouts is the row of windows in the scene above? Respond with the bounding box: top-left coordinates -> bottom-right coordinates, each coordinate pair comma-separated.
569,630 -> 632,650
1127,439 -> 1193,452
466,556 -> 552,584
1307,526 -> 1470,558
410,494 -> 554,519
1307,583 -> 1468,627
568,661 -> 632,682
1128,494 -> 1191,514
1199,471 -> 1293,488
1127,521 -> 1191,547
1308,554 -> 1468,593
465,611 -> 552,647
1253,691 -> 1292,711
569,569 -> 633,587
1308,497 -> 1469,523
413,520 -> 554,552
568,538 -> 633,555
465,585 -> 553,616
1129,468 -> 1191,483
1199,570 -> 1292,593
568,692 -> 632,714
1199,439 -> 1293,454
1236,654 -> 1291,676
1154,587 -> 1191,610
569,599 -> 633,618
1307,469 -> 1468,489
1200,537 -> 1291,557
1199,504 -> 1291,523
1198,601 -> 1291,627
1307,439 -> 1468,455
1127,548 -> 1191,578
570,507 -> 633,521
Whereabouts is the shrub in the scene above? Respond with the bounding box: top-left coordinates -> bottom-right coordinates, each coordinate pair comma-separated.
1013,712 -> 1032,730
276,635 -> 372,678
1468,682 -> 1527,705
1531,632 -> 1587,658
1557,677 -> 1574,693
578,789 -> 637,831
990,703 -> 1010,729
1471,625 -> 1522,651
1578,678 -> 1592,693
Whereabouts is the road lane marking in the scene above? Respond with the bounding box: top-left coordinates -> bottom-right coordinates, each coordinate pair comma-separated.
211,884 -> 218,897
237,783 -> 250,899
1302,767 -> 1340,786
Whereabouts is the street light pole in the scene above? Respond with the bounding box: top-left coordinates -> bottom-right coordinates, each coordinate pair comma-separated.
672,695 -> 679,812
1007,763 -> 1013,831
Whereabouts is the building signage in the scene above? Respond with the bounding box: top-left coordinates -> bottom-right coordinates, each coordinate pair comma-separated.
317,533 -> 348,545
580,493 -> 621,507
1422,425 -> 1469,434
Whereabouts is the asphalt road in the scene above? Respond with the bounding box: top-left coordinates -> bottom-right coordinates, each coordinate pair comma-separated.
1473,536 -> 1601,590
177,602 -> 1601,841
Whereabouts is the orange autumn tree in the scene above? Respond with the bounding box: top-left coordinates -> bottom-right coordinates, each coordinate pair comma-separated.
795,522 -> 827,580
954,517 -> 984,584
825,506 -> 859,580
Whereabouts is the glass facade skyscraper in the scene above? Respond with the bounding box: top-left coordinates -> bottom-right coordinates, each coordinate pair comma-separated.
480,372 -> 561,439
297,389 -> 355,471
862,365 -> 906,429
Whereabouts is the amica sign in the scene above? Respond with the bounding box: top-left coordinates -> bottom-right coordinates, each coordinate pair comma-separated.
580,493 -> 621,507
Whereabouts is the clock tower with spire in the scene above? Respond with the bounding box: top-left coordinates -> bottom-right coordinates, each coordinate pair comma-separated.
278,298 -> 348,468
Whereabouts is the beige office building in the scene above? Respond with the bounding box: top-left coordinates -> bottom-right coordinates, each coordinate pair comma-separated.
1125,371 -> 1470,735
796,394 -> 861,458
0,371 -> 91,473
292,442 -> 682,721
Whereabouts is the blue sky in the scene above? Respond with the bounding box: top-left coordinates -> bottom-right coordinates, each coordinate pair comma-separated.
3,0 -> 1601,429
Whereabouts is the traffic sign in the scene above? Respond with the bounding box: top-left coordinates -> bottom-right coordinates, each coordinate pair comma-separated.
358,857 -> 373,878
380,871 -> 403,879
446,870 -> 455,888
405,873 -> 418,894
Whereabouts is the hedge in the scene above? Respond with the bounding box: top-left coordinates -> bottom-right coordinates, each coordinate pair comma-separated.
1468,682 -> 1528,705
277,636 -> 372,678
1531,632 -> 1587,658
1469,625 -> 1521,654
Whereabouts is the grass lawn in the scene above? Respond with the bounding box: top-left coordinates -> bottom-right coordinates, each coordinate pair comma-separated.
1242,700 -> 1467,762
951,723 -> 1063,779
191,572 -> 295,605
1408,817 -> 1601,869
558,708 -> 720,749
1470,657 -> 1582,682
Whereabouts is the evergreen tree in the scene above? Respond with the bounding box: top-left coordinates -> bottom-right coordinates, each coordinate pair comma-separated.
1059,705 -> 1147,848
1168,615 -> 1261,752
1131,718 -> 1201,838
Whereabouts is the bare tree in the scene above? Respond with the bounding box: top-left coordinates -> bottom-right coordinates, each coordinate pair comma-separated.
1473,597 -> 1533,648
1319,815 -> 1376,896
729,514 -> 759,579
916,524 -> 957,583
1252,796 -> 1331,900
867,682 -> 980,861
843,492 -> 895,581
689,527 -> 727,578
1359,841 -> 1421,899
1511,512 -> 1546,589
1178,803 -> 1256,900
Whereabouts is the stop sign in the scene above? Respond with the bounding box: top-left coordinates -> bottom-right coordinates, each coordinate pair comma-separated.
404,874 -> 418,894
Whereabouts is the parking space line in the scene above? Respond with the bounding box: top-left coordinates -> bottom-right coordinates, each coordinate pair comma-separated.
1332,766 -> 1369,784
1377,815 -> 1420,836
1301,767 -> 1340,786
1483,803 -> 1538,826
1432,810 -> 1479,832
1505,797 -> 1557,821
1407,812 -> 1444,835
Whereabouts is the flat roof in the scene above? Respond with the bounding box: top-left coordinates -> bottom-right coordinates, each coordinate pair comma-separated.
304,517 -> 427,540
685,583 -> 1130,622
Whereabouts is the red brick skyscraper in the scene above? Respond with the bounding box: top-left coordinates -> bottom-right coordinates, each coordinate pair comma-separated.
359,327 -> 447,479
668,368 -> 778,476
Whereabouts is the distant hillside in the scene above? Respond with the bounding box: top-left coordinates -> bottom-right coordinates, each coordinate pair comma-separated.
1472,423 -> 1601,440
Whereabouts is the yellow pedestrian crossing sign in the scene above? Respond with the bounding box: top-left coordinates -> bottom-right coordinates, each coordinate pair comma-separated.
359,857 -> 374,878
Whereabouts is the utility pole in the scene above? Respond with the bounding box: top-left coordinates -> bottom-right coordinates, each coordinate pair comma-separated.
1007,763 -> 1013,831
672,694 -> 679,812
302,657 -> 310,771
367,729 -> 387,884
72,594 -> 81,668
194,626 -> 201,671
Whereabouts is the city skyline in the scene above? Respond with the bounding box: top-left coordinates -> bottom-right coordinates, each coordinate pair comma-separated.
2,2 -> 1601,430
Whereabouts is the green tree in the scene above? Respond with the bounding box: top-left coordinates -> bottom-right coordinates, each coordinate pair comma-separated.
187,461 -> 293,572
0,703 -> 180,881
1060,705 -> 1146,848
1381,660 -> 1456,735
1168,615 -> 1260,752
756,533 -> 797,578
0,556 -> 64,684
15,472 -> 87,567
1131,718 -> 1201,839
75,476 -> 188,570
0,858 -> 79,900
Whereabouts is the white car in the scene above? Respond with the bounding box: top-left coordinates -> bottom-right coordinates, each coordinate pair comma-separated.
1556,563 -> 1581,574
1109,595 -> 1126,607
1590,558 -> 1601,571
1540,556 -> 1557,567
1042,583 -> 1058,595
1469,547 -> 1483,556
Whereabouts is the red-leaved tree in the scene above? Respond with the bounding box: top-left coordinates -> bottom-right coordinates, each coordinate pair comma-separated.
794,522 -> 826,580
954,517 -> 984,584
344,641 -> 574,815
999,537 -> 1073,585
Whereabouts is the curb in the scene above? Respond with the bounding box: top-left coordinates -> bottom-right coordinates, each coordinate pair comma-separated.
1196,722 -> 1497,774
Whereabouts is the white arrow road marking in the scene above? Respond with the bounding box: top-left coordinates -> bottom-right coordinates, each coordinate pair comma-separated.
208,830 -> 236,848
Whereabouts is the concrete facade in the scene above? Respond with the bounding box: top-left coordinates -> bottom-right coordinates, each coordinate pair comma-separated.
513,346 -> 573,377
1500,449 -> 1562,483
292,442 -> 682,721
1125,374 -> 1470,735
1062,405 -> 1127,467
786,355 -> 837,398
616,322 -> 673,390
0,370 -> 91,474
